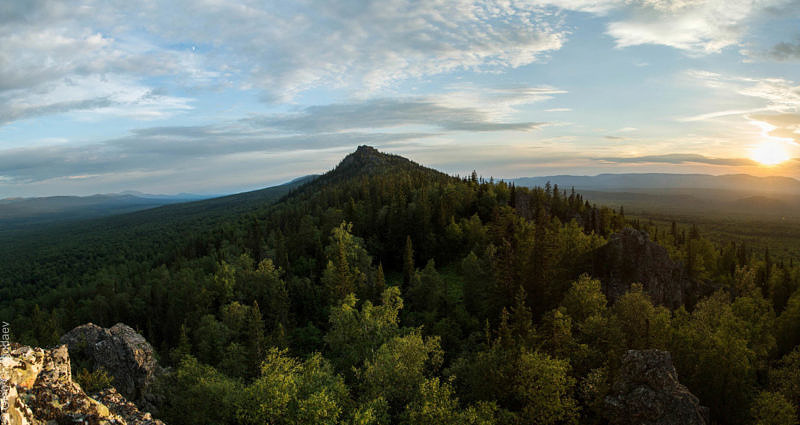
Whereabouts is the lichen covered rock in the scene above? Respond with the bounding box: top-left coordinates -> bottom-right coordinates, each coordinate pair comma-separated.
93,388 -> 164,425
605,349 -> 708,425
1,342 -> 164,425
1,343 -> 129,425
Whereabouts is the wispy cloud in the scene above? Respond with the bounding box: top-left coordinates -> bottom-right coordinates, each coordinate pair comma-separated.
0,0 -> 568,117
679,108 -> 769,122
0,128 -> 433,184
0,75 -> 194,125
246,91 -> 557,133
748,113 -> 800,143
601,153 -> 757,166
768,41 -> 800,61
0,84 -> 565,184
538,0 -> 794,54
686,71 -> 800,113
683,70 -> 800,143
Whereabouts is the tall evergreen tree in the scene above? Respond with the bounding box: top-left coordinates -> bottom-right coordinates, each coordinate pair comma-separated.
403,235 -> 415,289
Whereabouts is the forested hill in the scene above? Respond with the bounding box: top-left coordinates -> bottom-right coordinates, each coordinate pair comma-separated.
0,193 -> 206,231
4,146 -> 800,425
0,174 -> 315,295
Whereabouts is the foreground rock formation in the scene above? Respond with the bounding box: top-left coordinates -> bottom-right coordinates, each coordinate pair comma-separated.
593,228 -> 688,308
60,323 -> 164,410
0,343 -> 163,425
605,349 -> 708,425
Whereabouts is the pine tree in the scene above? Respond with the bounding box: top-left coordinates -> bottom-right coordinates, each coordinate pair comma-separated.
510,183 -> 517,208
375,263 -> 386,303
170,323 -> 192,364
497,307 -> 513,348
510,286 -> 535,347
671,221 -> 678,246
403,235 -> 415,289
765,247 -> 772,283
690,224 -> 700,240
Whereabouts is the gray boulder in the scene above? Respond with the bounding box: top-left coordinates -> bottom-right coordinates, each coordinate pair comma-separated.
605,349 -> 708,425
594,227 -> 688,308
60,323 -> 163,409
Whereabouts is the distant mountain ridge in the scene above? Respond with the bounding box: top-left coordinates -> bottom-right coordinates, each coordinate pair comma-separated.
0,193 -> 190,228
0,178 -> 311,231
118,190 -> 213,200
513,173 -> 800,217
0,192 -> 219,231
512,173 -> 800,195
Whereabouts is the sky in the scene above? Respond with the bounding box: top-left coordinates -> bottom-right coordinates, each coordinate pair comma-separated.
2,0 -> 800,197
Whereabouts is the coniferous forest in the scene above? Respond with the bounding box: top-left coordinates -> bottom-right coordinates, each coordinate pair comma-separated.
3,146 -> 800,425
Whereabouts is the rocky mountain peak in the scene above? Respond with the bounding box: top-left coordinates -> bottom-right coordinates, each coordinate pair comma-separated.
335,145 -> 398,174
353,144 -> 381,157
320,145 -> 445,185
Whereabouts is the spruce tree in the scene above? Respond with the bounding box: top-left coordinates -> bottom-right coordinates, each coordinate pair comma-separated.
403,235 -> 415,289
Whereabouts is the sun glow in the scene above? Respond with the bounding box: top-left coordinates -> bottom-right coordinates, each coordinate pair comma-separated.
750,141 -> 791,166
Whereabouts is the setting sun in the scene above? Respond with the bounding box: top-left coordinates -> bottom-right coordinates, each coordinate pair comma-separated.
750,141 -> 791,166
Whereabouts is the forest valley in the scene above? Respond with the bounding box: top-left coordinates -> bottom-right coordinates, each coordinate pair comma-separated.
2,146 -> 800,425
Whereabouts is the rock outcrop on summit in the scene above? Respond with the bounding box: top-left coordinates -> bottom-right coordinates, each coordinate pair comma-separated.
593,228 -> 689,308
605,349 -> 708,425
0,343 -> 163,425
60,323 -> 164,410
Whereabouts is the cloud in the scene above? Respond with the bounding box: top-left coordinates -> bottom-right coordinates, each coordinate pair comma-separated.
768,41 -> 800,61
431,85 -> 567,118
0,0 -> 567,117
679,108 -> 767,122
0,75 -> 194,125
532,0 -> 622,14
605,3 -> 741,53
612,0 -> 794,54
0,126 -> 433,184
748,113 -> 800,143
538,0 -> 792,54
0,2 -> 206,125
0,0 -> 783,130
601,153 -> 757,166
0,83 -> 562,184
247,95 -> 552,133
0,97 -> 114,125
683,71 -> 800,127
